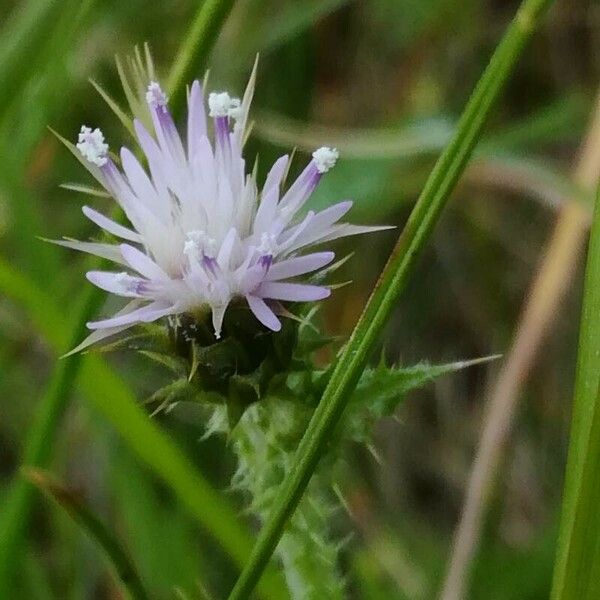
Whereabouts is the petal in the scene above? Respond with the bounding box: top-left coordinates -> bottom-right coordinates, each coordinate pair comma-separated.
63,300 -> 143,356
82,206 -> 142,242
233,56 -> 258,147
303,223 -> 394,248
211,302 -> 229,339
47,239 -> 126,265
87,301 -> 176,329
246,295 -> 281,331
265,252 -> 334,281
86,271 -> 143,297
216,227 -> 238,270
120,148 -> 163,217
187,80 -> 207,159
253,185 -> 280,236
278,161 -> 320,218
120,244 -> 168,280
263,154 -> 289,196
256,282 -> 331,302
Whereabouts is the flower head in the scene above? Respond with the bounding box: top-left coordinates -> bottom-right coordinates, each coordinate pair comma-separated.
64,73 -> 389,348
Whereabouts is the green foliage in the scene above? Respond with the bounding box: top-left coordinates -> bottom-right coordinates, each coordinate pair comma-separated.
229,1 -> 554,597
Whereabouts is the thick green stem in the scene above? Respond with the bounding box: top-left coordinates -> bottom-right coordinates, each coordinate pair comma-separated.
228,0 -> 554,597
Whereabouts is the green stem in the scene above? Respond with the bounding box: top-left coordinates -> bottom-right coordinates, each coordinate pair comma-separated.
227,0 -> 553,597
0,0 -> 237,593
24,469 -> 150,600
167,0 -> 237,113
551,185 -> 600,599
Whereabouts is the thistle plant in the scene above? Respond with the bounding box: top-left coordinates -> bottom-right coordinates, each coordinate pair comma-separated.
48,55 -> 493,598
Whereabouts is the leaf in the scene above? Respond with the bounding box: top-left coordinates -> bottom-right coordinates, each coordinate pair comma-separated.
551,186 -> 600,599
344,356 -> 501,443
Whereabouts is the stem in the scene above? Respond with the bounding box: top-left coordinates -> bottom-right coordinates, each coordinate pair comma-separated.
228,0 -> 553,597
440,90 -> 600,600
167,0 -> 237,113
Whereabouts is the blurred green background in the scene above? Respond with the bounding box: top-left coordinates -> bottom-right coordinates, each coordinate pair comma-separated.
0,0 -> 598,598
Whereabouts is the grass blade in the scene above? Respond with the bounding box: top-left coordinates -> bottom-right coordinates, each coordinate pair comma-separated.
550,185 -> 600,598
227,0 -> 554,597
23,468 -> 150,600
166,0 -> 236,113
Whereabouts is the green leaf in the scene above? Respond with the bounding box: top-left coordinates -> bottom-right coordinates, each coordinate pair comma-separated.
344,356 -> 500,443
228,1 -> 554,597
551,185 -> 600,599
23,468 -> 149,600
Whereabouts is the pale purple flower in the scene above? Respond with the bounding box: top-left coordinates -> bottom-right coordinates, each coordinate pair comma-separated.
62,73 -> 389,350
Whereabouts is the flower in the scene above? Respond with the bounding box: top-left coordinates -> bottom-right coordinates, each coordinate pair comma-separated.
61,71 -> 389,350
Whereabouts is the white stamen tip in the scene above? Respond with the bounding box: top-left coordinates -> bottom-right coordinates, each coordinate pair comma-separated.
115,272 -> 137,293
312,146 -> 339,173
76,126 -> 108,167
258,232 -> 277,255
185,230 -> 217,257
208,91 -> 241,118
146,81 -> 168,109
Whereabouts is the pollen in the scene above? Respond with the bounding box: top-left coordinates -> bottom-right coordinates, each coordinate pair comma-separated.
76,126 -> 109,167
185,230 -> 217,257
312,147 -> 339,174
208,91 -> 241,118
146,81 -> 168,109
115,272 -> 138,293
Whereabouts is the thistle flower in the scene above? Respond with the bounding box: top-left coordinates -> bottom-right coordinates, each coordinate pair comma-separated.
62,71 -> 388,349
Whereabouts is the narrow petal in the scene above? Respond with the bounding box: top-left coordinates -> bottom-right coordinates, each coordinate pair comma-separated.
187,80 -> 207,159
82,206 -> 142,242
211,303 -> 229,339
277,161 -> 320,218
256,282 -> 331,302
265,252 -> 334,281
216,227 -> 238,270
305,223 -> 394,247
246,294 -> 281,331
262,154 -> 289,196
233,56 -> 258,147
47,239 -> 126,265
86,271 -> 144,297
63,300 -> 143,356
253,185 -> 280,236
87,301 -> 175,329
120,148 -> 163,218
120,244 -> 168,280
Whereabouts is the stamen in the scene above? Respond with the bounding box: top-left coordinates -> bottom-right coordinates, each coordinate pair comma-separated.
76,126 -> 108,167
185,230 -> 217,258
115,272 -> 139,293
258,232 -> 277,256
146,81 -> 168,110
312,146 -> 339,173
208,91 -> 241,118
